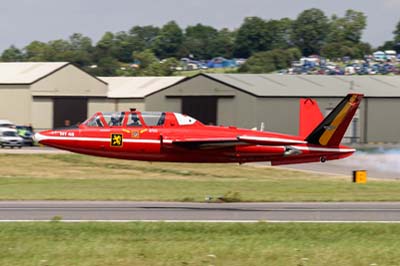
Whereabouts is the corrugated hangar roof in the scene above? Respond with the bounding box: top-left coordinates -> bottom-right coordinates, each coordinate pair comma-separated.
101,76 -> 186,98
204,73 -> 400,97
0,62 -> 69,84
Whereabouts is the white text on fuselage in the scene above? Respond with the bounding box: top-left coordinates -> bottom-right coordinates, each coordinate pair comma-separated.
51,131 -> 75,137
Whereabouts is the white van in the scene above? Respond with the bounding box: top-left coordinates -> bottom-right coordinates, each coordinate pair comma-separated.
0,128 -> 23,148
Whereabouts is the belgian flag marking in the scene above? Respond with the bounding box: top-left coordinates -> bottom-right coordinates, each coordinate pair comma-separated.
318,94 -> 358,146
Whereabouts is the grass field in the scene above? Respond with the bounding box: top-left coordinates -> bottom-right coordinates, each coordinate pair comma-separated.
1,154 -> 400,201
0,222 -> 399,266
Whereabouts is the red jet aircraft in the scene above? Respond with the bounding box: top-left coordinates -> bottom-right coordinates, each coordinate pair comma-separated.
35,93 -> 363,165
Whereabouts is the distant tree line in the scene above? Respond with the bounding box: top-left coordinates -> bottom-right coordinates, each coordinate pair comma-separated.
1,8 -> 400,75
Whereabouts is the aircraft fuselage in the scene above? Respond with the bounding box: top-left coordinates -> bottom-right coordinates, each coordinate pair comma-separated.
35,122 -> 354,165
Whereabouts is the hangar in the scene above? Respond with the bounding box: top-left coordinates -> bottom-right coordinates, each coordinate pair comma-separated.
1,62 -> 400,143
0,62 -> 108,130
146,73 -> 400,143
100,76 -> 185,112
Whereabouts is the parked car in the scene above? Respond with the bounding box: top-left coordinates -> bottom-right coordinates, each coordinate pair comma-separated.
16,125 -> 34,146
0,119 -> 14,128
0,128 -> 23,148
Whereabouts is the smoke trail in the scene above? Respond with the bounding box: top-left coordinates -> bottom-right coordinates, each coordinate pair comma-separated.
342,148 -> 400,174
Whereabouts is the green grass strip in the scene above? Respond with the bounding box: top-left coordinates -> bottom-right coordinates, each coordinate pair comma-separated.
0,222 -> 399,266
1,154 -> 400,201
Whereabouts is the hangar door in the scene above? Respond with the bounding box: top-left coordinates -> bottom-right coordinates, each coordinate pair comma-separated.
53,98 -> 87,128
182,96 -> 217,125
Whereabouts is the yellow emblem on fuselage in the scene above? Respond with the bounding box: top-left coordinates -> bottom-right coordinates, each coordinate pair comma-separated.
111,133 -> 123,147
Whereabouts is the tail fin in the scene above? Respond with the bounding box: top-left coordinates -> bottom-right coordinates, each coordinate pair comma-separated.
306,93 -> 363,146
299,98 -> 324,138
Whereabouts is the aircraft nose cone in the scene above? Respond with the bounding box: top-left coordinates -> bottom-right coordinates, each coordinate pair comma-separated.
33,132 -> 47,144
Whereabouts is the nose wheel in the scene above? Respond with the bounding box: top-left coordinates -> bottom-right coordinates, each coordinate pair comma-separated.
320,156 -> 327,163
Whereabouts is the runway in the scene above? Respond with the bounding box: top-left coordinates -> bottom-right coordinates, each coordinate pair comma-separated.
1,201 -> 400,222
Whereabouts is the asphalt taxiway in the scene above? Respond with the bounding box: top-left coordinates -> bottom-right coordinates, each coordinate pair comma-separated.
1,201 -> 400,222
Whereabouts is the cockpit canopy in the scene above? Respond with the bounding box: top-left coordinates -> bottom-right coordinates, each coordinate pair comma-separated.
82,111 -> 200,128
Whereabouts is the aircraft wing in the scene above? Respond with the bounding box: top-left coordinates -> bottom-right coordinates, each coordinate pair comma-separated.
237,136 -> 306,145
169,137 -> 242,149
169,135 -> 306,149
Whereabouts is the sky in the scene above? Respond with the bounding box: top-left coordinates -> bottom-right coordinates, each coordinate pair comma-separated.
0,0 -> 399,52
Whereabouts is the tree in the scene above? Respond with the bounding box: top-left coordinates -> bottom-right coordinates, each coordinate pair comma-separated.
1,45 -> 24,62
327,10 -> 367,44
377,41 -> 395,51
112,31 -> 137,63
47,39 -> 73,61
141,57 -> 179,76
321,42 -> 347,59
321,41 -> 360,59
291,8 -> 329,56
181,23 -> 220,59
129,25 -> 160,50
132,49 -> 158,69
287,47 -> 302,61
342,10 -> 367,43
234,17 -> 294,58
67,33 -> 94,66
69,33 -> 93,51
152,21 -> 183,59
391,20 -> 400,53
322,10 -> 368,59
321,41 -> 371,59
96,32 -> 115,55
354,42 -> 371,57
394,20 -> 400,43
233,17 -> 270,58
213,28 -> 235,58
89,32 -> 122,75
131,49 -> 178,76
238,48 -> 301,73
377,20 -> 400,54
24,41 -> 52,61
264,18 -> 293,50
89,57 -> 120,76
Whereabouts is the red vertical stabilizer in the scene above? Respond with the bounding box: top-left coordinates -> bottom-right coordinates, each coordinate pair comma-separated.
299,98 -> 324,138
